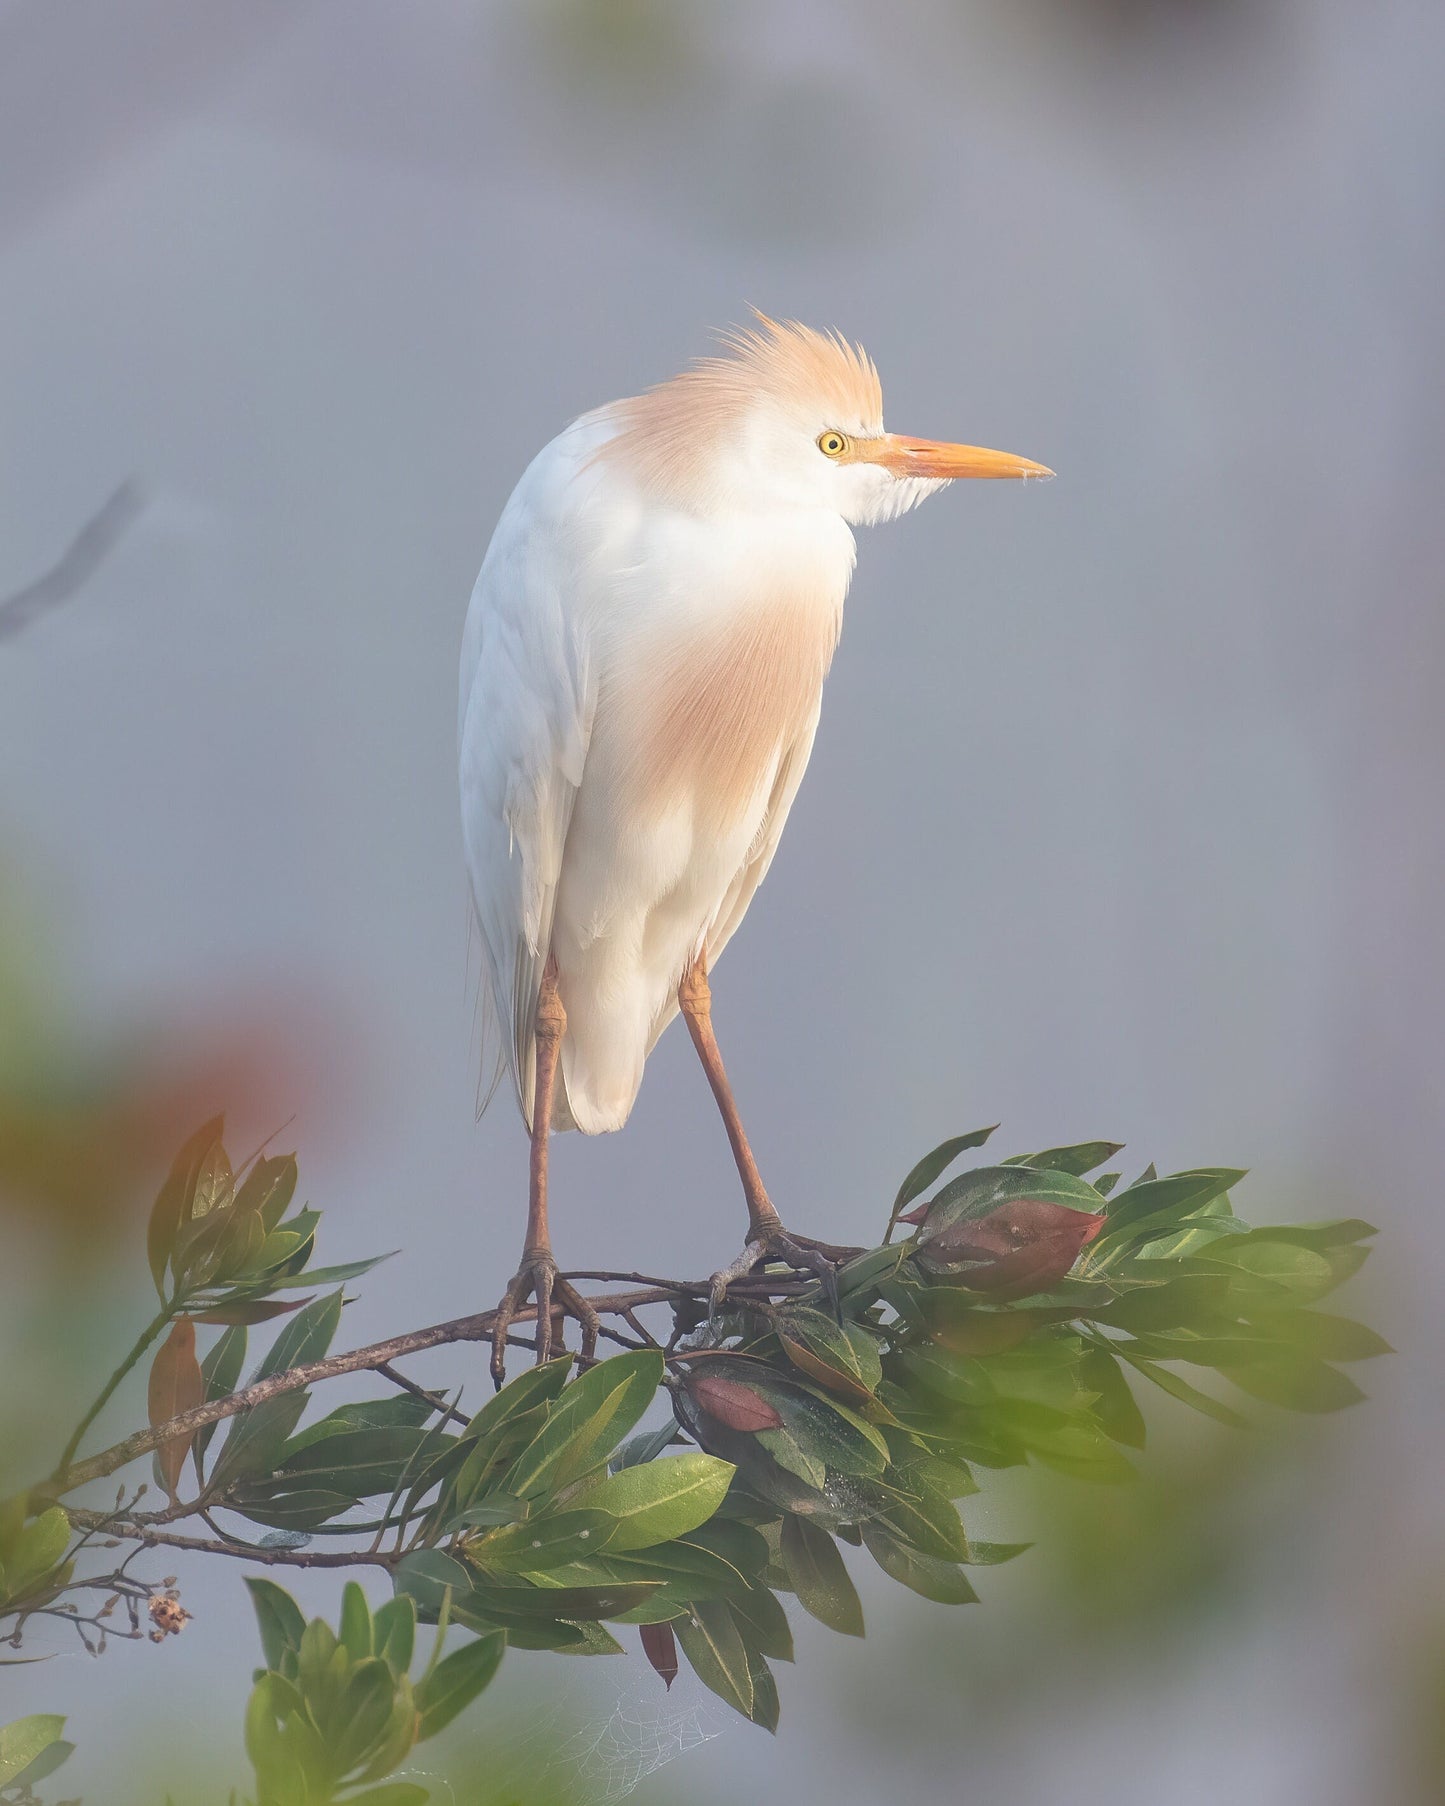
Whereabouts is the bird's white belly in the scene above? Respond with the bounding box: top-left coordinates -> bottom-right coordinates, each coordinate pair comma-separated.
552,566 -> 844,1132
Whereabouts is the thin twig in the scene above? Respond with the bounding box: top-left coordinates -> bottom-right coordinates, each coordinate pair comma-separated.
0,481 -> 145,643
65,1508 -> 396,1570
41,1282 -> 750,1497
375,1362 -> 471,1429
56,1302 -> 174,1473
42,1268 -> 824,1502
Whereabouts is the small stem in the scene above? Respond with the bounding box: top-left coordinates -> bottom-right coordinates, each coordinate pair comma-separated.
376,1362 -> 470,1428
56,1300 -> 176,1474
64,1508 -> 398,1569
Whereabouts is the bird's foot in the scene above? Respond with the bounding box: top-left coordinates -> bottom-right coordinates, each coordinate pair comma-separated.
708,1216 -> 846,1322
490,1247 -> 600,1389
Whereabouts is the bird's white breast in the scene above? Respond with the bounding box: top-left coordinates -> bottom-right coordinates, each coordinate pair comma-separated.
460,412 -> 859,1133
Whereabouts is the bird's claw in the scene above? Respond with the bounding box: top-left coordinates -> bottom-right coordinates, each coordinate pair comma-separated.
490,1249 -> 601,1389
708,1221 -> 844,1324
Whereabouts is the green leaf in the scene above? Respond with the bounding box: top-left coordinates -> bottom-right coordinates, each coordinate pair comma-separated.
1244,1309 -> 1392,1362
604,1539 -> 756,1615
503,1351 -> 664,1499
210,1391 -> 309,1490
395,1550 -> 471,1621
273,1425 -> 436,1498
919,1165 -> 1108,1236
1080,1346 -> 1147,1449
1221,1351 -> 1366,1413
1114,1349 -> 1248,1428
332,1657 -> 400,1772
266,1255 -> 394,1290
1098,1169 -> 1246,1242
7,1735 -> 74,1788
780,1515 -> 864,1636
457,1579 -> 660,1623
372,1595 -> 416,1679
414,1631 -> 504,1739
613,1420 -> 681,1470
890,1126 -> 999,1225
147,1116 -> 224,1297
675,1599 -> 754,1720
284,1395 -> 433,1453
257,1290 -> 345,1379
232,1486 -> 362,1532
245,1578 -> 307,1671
1001,1140 -> 1124,1176
190,1296 -> 312,1326
235,1153 -> 298,1234
860,1522 -> 979,1604
777,1310 -> 882,1404
459,1356 -> 574,1446
870,1480 -> 971,1561
196,1324 -> 248,1468
0,1715 -> 67,1787
212,1291 -> 345,1487
743,1645 -> 780,1733
342,1788 -> 429,1806
728,1580 -> 794,1663
468,1509 -> 618,1572
566,1454 -> 735,1552
1199,1236 -> 1353,1301
338,1580 -> 373,1661
2,1507 -> 71,1600
1096,1275 -> 1233,1333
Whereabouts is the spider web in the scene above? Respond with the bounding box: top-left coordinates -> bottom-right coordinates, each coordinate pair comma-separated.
541,1669 -> 729,1803
394,1667 -> 730,1804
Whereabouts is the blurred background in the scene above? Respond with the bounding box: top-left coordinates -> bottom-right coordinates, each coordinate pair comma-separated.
1,0 -> 1441,1800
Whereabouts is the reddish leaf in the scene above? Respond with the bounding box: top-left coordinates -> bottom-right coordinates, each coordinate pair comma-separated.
896,1201 -> 931,1226
640,1619 -> 679,1689
148,1318 -> 205,1501
688,1372 -> 783,1432
921,1200 -> 1105,1297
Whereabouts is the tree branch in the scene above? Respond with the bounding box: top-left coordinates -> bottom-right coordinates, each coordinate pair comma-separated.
43,1271 -> 812,1499
63,1509 -> 397,1570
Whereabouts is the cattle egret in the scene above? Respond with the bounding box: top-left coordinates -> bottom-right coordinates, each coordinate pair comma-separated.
460,315 -> 1051,1380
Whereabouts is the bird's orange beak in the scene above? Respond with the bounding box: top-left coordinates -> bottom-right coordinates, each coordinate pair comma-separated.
866,435 -> 1053,481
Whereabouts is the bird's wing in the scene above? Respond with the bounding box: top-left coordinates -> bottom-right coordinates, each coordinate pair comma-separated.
459,425 -> 604,1128
643,709 -> 822,1058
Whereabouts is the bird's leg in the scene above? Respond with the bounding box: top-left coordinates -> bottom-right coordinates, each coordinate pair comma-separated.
677,957 -> 842,1317
490,959 -> 600,1387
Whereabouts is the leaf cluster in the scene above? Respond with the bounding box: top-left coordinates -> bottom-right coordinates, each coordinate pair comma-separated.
242,1579 -> 500,1806
8,1117 -> 1387,1801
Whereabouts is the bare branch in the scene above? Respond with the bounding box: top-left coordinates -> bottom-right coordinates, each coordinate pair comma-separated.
64,1509 -> 396,1570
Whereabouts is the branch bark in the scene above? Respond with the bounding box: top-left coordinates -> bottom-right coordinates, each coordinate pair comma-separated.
43,1272 -> 807,1498
63,1509 -> 397,1569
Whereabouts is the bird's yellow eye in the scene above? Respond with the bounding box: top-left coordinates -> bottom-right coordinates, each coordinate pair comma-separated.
817,431 -> 849,459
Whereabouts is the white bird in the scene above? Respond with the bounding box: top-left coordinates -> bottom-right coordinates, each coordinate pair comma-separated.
459,315 -> 1050,1379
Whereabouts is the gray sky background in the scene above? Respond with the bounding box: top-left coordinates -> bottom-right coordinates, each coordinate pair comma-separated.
2,2 -> 1441,1801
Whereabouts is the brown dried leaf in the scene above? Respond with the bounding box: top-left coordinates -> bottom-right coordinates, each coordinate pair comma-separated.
148,1318 -> 204,1502
688,1372 -> 783,1432
639,1618 -> 679,1689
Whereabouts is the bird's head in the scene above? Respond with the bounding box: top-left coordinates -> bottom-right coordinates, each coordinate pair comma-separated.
602,314 -> 1051,524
